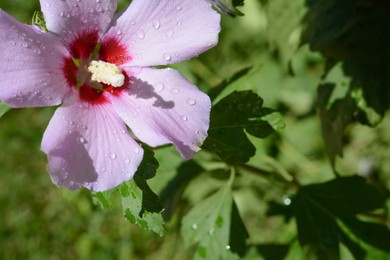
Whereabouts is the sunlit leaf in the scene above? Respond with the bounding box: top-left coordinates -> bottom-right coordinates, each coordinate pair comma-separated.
120,146 -> 165,236
121,180 -> 165,236
265,0 -> 306,64
181,182 -> 244,259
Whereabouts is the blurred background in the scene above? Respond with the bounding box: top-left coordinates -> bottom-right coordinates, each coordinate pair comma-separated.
0,0 -> 389,259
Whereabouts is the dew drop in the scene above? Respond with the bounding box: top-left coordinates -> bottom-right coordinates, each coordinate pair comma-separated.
226,245 -> 231,250
191,223 -> 198,230
101,167 -> 106,173
177,5 -> 182,11
165,29 -> 173,38
124,158 -> 131,164
109,153 -> 117,159
134,148 -> 140,154
153,20 -> 161,30
171,88 -> 180,94
182,116 -> 188,121
163,53 -> 171,61
208,228 -> 215,236
137,31 -> 145,39
177,22 -> 182,27
186,98 -> 196,106
79,137 -> 85,144
155,82 -> 164,93
116,29 -> 122,35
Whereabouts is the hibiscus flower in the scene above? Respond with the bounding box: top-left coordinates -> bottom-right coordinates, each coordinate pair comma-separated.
0,0 -> 220,191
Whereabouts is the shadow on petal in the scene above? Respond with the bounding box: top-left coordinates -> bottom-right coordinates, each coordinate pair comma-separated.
46,131 -> 98,190
127,76 -> 175,109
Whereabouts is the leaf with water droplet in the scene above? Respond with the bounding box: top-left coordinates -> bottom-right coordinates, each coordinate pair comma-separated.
181,183 -> 244,259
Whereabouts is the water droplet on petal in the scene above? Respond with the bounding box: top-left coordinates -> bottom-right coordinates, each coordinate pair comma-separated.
79,137 -> 85,144
182,116 -> 188,121
109,153 -> 117,159
177,5 -> 182,11
137,31 -> 145,39
171,88 -> 180,94
134,148 -> 140,154
116,29 -> 122,35
153,20 -> 161,30
124,158 -> 131,164
155,82 -> 164,93
165,30 -> 173,38
186,98 -> 196,106
163,53 -> 171,61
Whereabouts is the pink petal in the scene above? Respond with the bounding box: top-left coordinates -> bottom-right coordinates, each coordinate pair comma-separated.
41,94 -> 144,191
110,68 -> 211,159
0,9 -> 70,108
40,0 -> 117,44
105,0 -> 221,66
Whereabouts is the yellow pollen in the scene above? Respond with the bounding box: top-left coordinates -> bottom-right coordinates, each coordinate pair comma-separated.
87,60 -> 125,87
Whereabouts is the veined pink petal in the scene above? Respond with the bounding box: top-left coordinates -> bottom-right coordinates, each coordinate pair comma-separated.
105,0 -> 221,67
0,9 -> 70,108
41,94 -> 144,192
40,0 -> 117,45
110,68 -> 211,159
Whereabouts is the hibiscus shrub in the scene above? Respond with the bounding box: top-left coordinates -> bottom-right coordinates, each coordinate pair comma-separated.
0,0 -> 390,259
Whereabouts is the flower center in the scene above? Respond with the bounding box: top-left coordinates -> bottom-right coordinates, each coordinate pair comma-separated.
63,31 -> 131,104
87,60 -> 125,88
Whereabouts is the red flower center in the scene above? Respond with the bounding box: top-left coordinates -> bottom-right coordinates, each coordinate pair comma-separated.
63,31 -> 131,104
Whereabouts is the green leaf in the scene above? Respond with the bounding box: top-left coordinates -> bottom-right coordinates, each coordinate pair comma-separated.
229,200 -> 249,256
300,176 -> 388,217
265,0 -> 306,64
32,10 -> 48,32
91,190 -> 112,209
120,146 -> 165,236
254,244 -> 290,260
318,84 -> 356,166
120,180 -> 165,236
160,160 -> 204,220
0,102 -> 11,119
342,217 -> 390,253
181,183 -> 243,259
304,0 -> 390,122
203,91 -> 282,164
135,144 -> 159,180
293,176 -> 390,258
